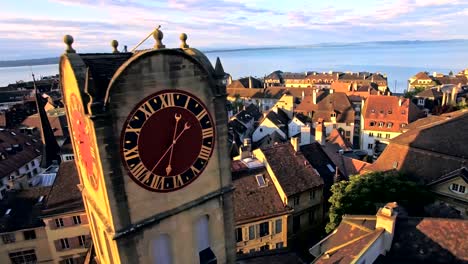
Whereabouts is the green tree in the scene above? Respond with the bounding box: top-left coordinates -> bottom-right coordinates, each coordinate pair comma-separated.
326,171 -> 433,233
404,87 -> 425,99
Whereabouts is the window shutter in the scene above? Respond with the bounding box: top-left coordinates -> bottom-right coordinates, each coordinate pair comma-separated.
49,220 -> 57,230
81,214 -> 89,224
54,240 -> 62,251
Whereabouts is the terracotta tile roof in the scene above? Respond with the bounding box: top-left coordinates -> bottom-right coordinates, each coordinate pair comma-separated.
232,168 -> 291,224
21,110 -> 68,137
414,72 -> 432,80
434,76 -> 467,85
296,91 -> 355,123
265,70 -> 283,81
362,95 -> 421,132
260,143 -> 324,196
324,144 -> 370,178
42,161 -> 84,216
415,88 -> 443,99
300,142 -> 344,193
0,128 -> 42,178
228,77 -> 263,88
0,187 -> 51,232
326,129 -> 353,151
376,218 -> 468,263
367,110 -> 468,183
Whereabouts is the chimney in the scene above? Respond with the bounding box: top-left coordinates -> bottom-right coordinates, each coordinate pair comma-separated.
353,82 -> 358,91
228,75 -> 233,85
442,92 -> 447,106
433,71 -> 437,77
239,138 -> 252,159
291,137 -> 300,153
376,202 -> 399,252
348,84 -> 352,91
315,119 -> 326,145
123,45 -> 128,52
336,73 -> 339,79
302,90 -> 305,101
313,89 -> 317,104
436,86 -> 441,92
248,76 -> 253,88
329,89 -> 334,94
398,98 -> 402,106
300,125 -> 312,145
330,111 -> 337,123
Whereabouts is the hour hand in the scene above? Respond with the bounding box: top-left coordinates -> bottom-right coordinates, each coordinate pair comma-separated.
166,165 -> 172,176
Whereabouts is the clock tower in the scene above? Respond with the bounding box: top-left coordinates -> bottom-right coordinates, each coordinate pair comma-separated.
60,30 -> 235,263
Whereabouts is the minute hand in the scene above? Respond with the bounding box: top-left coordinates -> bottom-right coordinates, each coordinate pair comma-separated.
151,122 -> 191,174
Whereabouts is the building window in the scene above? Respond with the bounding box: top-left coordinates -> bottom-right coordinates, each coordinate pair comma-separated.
9,249 -> 37,264
152,234 -> 172,264
235,228 -> 243,242
369,121 -> 375,127
368,144 -> 373,150
386,134 -> 391,139
275,219 -> 282,234
195,215 -> 210,252
418,98 -> 425,106
451,183 -> 466,194
73,215 -> 81,225
378,122 -> 384,127
23,230 -> 36,240
2,233 -> 15,244
333,124 -> 337,129
248,226 -> 255,240
259,222 -> 269,237
388,110 -> 392,114
259,244 -> 270,251
259,128 -> 263,133
255,175 -> 266,187
60,238 -> 70,249
78,235 -> 86,246
369,132 -> 374,137
377,133 -> 382,138
293,196 -> 300,206
387,122 -> 393,128
276,242 -> 284,249
310,190 -> 316,200
345,131 -> 351,137
55,218 -> 64,228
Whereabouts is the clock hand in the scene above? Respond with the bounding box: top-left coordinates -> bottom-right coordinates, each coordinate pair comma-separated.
151,122 -> 191,174
166,113 -> 182,176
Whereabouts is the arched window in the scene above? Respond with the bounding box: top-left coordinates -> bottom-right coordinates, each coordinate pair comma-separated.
195,215 -> 210,252
152,234 -> 172,264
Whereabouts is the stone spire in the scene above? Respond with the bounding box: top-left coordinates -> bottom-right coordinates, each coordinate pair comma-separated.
33,74 -> 60,168
214,57 -> 225,77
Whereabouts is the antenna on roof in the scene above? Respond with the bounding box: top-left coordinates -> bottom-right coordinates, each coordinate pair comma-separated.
131,25 -> 161,52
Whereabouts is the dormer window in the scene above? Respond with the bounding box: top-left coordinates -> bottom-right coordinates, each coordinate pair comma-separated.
387,122 -> 393,128
371,109 -> 375,113
378,122 -> 384,127
331,113 -> 336,118
388,110 -> 392,114
255,174 -> 266,187
370,121 -> 376,127
451,183 -> 466,194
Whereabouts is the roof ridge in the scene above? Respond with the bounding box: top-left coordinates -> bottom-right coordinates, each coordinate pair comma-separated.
324,228 -> 381,256
342,219 -> 375,233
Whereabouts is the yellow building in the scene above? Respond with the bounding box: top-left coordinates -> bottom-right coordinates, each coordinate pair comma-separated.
0,188 -> 53,264
60,30 -> 235,264
41,162 -> 91,264
231,159 -> 292,254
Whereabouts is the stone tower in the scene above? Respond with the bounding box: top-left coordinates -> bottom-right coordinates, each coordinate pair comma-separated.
60,31 -> 235,264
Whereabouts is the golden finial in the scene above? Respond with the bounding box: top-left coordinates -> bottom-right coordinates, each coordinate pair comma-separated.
180,33 -> 189,48
111,40 -> 119,53
63,35 -> 76,53
153,26 -> 165,49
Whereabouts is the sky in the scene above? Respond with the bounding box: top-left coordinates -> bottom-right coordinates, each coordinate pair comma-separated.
1,0 -> 468,60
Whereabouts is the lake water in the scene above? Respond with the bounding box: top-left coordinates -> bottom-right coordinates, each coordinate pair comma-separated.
1,40 -> 467,93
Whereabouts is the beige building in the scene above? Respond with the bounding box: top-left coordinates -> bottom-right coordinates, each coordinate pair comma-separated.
60,30 -> 235,264
231,159 -> 292,255
41,162 -> 91,264
0,188 -> 53,264
428,167 -> 467,218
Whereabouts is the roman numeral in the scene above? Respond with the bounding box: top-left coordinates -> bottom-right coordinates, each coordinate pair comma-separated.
159,93 -> 175,108
196,109 -> 207,121
131,162 -> 148,181
126,125 -> 141,136
139,102 -> 156,119
150,175 -> 164,190
202,128 -> 213,139
173,175 -> 184,188
199,145 -> 211,160
190,166 -> 200,175
123,145 -> 139,161
184,97 -> 190,109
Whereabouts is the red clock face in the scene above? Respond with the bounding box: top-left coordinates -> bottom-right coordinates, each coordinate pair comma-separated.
70,93 -> 99,190
121,90 -> 215,192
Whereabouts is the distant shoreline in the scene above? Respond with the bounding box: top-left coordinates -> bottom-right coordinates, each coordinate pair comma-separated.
1,39 -> 466,68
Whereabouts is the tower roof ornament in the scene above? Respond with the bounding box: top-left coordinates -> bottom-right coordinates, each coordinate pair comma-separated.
180,33 -> 189,48
63,34 -> 76,53
111,40 -> 120,53
153,26 -> 165,49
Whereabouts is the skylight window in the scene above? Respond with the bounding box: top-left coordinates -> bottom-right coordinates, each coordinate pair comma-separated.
255,174 -> 266,187
5,209 -> 11,215
326,164 -> 335,173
